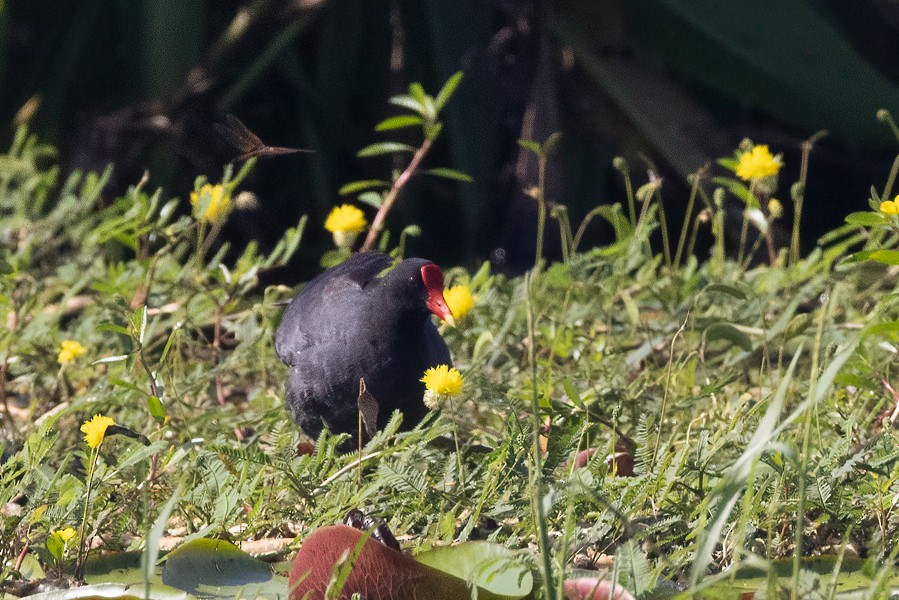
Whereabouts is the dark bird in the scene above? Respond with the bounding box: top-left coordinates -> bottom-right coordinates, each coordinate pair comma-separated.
275,252 -> 454,441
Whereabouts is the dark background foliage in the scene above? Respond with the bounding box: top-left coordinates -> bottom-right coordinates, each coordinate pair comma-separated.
4,0 -> 899,276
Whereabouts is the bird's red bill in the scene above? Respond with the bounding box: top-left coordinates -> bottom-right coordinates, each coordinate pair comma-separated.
421,264 -> 454,322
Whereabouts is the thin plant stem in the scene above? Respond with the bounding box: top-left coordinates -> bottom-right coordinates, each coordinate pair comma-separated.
737,181 -> 756,267
75,445 -> 100,581
685,212 -> 707,261
360,138 -> 434,252
533,154 -> 548,270
651,312 -> 688,470
525,272 -> 555,600
654,187 -> 672,267
620,165 -> 637,226
571,206 -> 604,254
674,172 -> 702,268
791,286 -> 831,599
881,154 -> 899,206
791,131 -> 826,265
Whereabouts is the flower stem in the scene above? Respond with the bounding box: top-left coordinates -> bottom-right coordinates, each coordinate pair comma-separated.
791,131 -> 826,265
75,445 -> 100,581
674,171 -> 703,268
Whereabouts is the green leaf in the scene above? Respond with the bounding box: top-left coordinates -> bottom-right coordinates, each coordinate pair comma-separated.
844,211 -> 887,227
96,323 -> 132,337
147,396 -> 167,424
131,304 -> 148,345
388,95 -> 424,115
423,168 -> 473,183
517,139 -> 542,156
712,176 -> 755,206
357,191 -> 384,209
409,81 -> 428,104
863,321 -> 899,338
144,486 -> 182,586
434,71 -> 464,112
868,249 -> 899,265
374,115 -> 424,132
541,131 -> 562,156
46,532 -> 65,561
424,121 -> 443,141
162,538 -> 281,597
703,283 -> 748,300
357,142 -> 416,157
562,378 -> 584,409
93,354 -> 130,365
704,322 -> 752,352
338,180 -> 390,196
415,541 -> 533,599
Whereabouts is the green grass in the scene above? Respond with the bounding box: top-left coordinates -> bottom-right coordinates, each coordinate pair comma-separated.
3,117 -> 899,599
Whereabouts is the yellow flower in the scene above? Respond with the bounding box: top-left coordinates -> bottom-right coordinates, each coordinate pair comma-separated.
54,527 -> 76,543
736,145 -> 782,181
190,183 -> 231,223
768,198 -> 784,219
57,340 -> 86,364
325,204 -> 367,233
444,285 -> 474,320
421,365 -> 463,396
324,204 -> 368,248
880,198 -> 899,215
80,414 -> 115,448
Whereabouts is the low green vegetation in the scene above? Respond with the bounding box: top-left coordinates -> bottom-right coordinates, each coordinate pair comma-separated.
3,83 -> 899,599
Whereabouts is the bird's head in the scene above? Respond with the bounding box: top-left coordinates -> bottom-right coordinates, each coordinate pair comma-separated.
384,258 -> 455,326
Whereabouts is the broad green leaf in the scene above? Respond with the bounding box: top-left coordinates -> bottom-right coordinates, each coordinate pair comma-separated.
562,378 -> 584,409
162,538 -> 284,598
415,541 -> 533,599
17,583 -> 192,600
147,396 -> 167,423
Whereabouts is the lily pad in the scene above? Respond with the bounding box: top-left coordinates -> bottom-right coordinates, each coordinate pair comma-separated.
414,541 -> 534,599
161,538 -> 287,599
21,582 -> 192,600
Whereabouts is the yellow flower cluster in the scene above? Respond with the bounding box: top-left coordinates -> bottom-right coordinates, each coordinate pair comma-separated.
325,204 -> 368,248
443,285 -> 474,320
190,183 -> 231,223
736,145 -> 782,181
58,340 -> 86,364
80,414 -> 115,448
880,197 -> 899,215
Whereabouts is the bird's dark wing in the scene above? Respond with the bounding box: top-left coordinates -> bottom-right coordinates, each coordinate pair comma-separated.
274,253 -> 395,365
